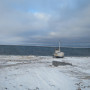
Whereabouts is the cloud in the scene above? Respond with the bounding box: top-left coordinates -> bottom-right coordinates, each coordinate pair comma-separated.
0,0 -> 90,47
48,1 -> 90,38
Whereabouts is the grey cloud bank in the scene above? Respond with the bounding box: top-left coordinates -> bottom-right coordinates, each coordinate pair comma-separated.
0,0 -> 90,47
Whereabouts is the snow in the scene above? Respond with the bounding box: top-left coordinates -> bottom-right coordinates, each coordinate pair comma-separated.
0,55 -> 90,90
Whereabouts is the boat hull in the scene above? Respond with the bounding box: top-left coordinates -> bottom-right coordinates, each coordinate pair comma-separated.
53,52 -> 64,58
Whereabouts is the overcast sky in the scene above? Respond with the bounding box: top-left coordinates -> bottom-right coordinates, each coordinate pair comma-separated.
0,0 -> 90,47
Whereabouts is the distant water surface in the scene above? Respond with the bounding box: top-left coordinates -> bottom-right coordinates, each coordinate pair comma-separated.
0,45 -> 90,56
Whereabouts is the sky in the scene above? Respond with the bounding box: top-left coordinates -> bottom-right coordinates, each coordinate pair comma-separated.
0,0 -> 90,47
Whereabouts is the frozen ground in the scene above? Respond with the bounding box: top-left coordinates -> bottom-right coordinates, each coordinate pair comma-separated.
0,55 -> 90,90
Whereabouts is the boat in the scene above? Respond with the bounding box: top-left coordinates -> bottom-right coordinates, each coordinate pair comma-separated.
53,41 -> 64,58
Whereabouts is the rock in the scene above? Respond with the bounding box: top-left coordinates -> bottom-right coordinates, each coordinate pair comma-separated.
52,61 -> 72,67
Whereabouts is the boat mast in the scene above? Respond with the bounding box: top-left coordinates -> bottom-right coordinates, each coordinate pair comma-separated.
59,40 -> 60,51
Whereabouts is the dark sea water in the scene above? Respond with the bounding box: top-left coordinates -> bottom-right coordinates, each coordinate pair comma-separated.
0,45 -> 90,56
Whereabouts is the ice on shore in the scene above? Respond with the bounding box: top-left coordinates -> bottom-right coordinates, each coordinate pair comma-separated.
0,55 -> 90,90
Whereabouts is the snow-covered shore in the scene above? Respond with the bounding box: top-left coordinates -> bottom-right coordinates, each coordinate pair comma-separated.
0,55 -> 90,90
